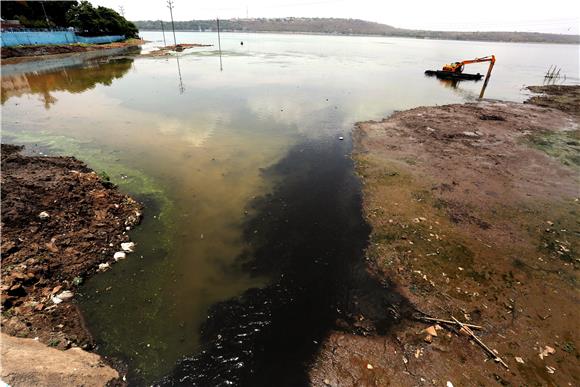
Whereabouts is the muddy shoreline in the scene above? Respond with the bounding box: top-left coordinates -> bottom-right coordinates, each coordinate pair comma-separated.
1,39 -> 145,62
1,144 -> 142,384
309,85 -> 579,386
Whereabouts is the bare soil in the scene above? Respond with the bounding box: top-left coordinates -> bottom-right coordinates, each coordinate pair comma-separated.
1,144 -> 142,354
1,39 -> 145,61
310,86 -> 580,386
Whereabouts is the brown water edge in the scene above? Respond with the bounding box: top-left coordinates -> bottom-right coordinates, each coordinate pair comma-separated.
310,87 -> 579,386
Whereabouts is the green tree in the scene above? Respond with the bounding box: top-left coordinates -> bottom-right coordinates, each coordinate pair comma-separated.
1,1 -> 78,28
66,1 -> 138,38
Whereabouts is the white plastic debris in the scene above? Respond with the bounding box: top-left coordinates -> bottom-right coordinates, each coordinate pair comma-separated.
51,296 -> 63,304
120,242 -> 135,252
447,382 -> 454,387
338,136 -> 344,140
98,263 -> 110,271
38,211 -> 50,220
515,356 -> 525,364
114,251 -> 126,261
56,290 -> 74,301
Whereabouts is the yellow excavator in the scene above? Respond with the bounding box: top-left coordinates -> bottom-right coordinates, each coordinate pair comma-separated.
442,55 -> 495,75
425,55 -> 496,98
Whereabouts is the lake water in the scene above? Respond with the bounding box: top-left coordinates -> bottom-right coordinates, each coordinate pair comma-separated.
2,31 -> 578,384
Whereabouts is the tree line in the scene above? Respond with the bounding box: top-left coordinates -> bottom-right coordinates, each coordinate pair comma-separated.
134,17 -> 579,44
1,0 -> 138,38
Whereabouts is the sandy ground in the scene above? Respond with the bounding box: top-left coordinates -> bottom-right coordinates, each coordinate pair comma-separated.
310,86 -> 579,386
1,144 -> 142,383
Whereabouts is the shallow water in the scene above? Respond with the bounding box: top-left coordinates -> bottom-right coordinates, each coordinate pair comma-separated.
1,31 -> 578,384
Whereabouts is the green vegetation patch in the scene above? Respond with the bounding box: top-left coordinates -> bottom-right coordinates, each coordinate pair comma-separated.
524,129 -> 580,169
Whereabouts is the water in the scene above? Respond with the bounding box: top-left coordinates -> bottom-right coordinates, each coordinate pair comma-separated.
1,31 -> 578,384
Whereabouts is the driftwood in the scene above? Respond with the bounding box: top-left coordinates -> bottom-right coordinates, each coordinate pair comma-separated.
418,316 -> 483,330
451,316 -> 509,369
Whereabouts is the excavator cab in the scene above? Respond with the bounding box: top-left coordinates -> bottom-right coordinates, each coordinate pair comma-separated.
442,62 -> 465,73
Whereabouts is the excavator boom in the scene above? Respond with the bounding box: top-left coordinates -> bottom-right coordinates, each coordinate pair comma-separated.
442,55 -> 495,74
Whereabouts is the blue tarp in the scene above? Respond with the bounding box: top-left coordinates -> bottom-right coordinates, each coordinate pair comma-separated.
1,31 -> 125,47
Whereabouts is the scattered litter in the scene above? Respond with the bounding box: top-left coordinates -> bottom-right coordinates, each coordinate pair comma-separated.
38,211 -> 50,220
51,295 -> 63,304
114,251 -> 126,261
546,365 -> 556,374
539,345 -> 555,360
120,242 -> 135,252
424,325 -> 438,337
515,356 -> 525,364
339,136 -> 344,141
366,363 -> 373,370
447,381 -> 454,387
56,290 -> 74,301
98,263 -> 110,271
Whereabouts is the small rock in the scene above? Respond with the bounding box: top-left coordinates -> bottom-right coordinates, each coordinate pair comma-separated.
447,382 -> 454,387
323,379 -> 330,386
366,363 -> 373,370
424,334 -> 433,343
515,356 -> 525,364
424,325 -> 438,337
114,251 -> 127,261
38,211 -> 50,220
120,242 -> 135,252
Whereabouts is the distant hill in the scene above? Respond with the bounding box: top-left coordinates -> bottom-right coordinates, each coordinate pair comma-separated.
133,17 -> 579,44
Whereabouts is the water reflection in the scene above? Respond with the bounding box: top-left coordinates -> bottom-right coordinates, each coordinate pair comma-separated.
1,57 -> 134,108
175,55 -> 185,94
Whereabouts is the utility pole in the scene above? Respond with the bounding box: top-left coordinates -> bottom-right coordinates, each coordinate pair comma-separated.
160,20 -> 167,47
167,0 -> 177,47
40,1 -> 51,28
217,18 -> 223,71
119,5 -> 125,17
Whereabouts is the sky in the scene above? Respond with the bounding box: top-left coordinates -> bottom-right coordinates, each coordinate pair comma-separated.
90,0 -> 580,34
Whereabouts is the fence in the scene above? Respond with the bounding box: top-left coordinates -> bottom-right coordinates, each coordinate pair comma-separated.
1,30 -> 125,47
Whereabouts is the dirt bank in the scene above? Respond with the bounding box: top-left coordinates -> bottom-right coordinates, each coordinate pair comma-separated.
310,86 -> 579,386
1,39 -> 145,61
1,144 -> 142,380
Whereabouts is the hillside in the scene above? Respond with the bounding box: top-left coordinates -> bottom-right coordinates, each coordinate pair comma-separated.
133,17 -> 579,44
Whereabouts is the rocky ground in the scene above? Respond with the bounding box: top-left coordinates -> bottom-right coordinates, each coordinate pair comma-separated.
1,332 -> 119,386
1,144 -> 142,382
310,86 -> 579,386
1,39 -> 145,60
